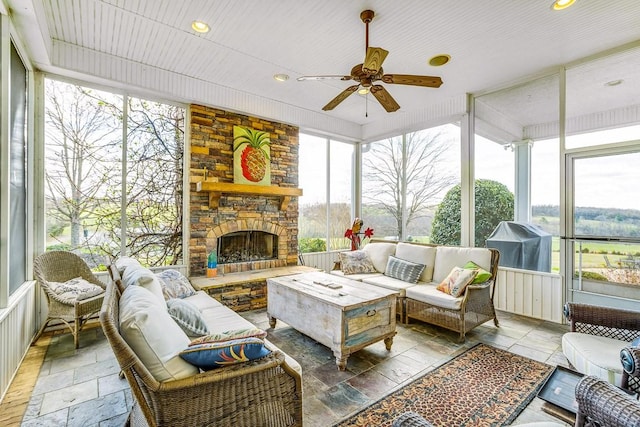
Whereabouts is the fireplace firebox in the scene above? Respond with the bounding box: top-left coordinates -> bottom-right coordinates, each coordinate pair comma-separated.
217,231 -> 278,265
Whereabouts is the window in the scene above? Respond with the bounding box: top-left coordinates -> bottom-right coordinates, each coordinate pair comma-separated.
363,124 -> 460,244
328,140 -> 354,250
44,79 -> 185,269
8,41 -> 28,295
297,133 -> 354,253
298,134 -> 327,253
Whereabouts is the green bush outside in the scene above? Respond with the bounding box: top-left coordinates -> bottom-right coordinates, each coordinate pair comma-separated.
299,238 -> 327,253
430,179 -> 515,247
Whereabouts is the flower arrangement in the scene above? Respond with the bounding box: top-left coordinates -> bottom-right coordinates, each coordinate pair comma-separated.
344,218 -> 374,250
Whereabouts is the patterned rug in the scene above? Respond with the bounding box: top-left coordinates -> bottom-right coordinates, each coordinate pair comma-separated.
334,343 -> 554,427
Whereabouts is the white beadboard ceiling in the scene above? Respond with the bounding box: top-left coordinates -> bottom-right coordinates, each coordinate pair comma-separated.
6,0 -> 640,141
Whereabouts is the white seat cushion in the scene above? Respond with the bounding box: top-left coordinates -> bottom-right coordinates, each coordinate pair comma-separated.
361,275 -> 420,298
562,332 -> 628,386
200,304 -> 257,334
405,283 -> 463,310
183,290 -> 224,311
119,285 -> 199,382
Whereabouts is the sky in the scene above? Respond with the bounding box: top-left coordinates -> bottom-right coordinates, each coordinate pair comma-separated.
300,124 -> 640,212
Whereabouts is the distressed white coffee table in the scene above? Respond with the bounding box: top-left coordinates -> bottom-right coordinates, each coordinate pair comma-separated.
267,271 -> 397,370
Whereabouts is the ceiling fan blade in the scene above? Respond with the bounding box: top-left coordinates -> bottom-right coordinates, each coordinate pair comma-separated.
297,75 -> 353,81
322,85 -> 359,111
382,74 -> 443,88
370,85 -> 400,112
362,47 -> 389,75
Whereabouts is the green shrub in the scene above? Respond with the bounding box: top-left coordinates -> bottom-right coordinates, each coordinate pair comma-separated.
46,243 -> 71,251
576,271 -> 608,281
298,238 -> 327,253
431,179 -> 514,247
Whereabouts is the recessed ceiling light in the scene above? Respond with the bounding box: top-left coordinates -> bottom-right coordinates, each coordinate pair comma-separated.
551,0 -> 576,10
429,54 -> 451,67
605,79 -> 623,87
191,20 -> 210,33
273,74 -> 289,82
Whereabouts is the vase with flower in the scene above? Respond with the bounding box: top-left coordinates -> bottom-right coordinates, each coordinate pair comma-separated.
344,218 -> 374,250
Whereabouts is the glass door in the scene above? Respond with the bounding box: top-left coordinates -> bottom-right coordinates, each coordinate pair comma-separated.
567,145 -> 640,310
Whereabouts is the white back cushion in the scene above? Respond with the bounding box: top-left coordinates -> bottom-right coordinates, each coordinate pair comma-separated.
432,246 -> 492,283
362,242 -> 397,273
119,285 -> 198,382
395,243 -> 437,282
121,264 -> 166,305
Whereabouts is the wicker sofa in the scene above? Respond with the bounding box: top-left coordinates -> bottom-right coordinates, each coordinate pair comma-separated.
100,261 -> 302,427
332,240 -> 500,342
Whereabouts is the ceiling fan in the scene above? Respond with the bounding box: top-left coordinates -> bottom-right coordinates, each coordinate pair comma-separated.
297,10 -> 443,113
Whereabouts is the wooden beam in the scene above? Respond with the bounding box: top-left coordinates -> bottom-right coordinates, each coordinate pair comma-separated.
196,181 -> 303,209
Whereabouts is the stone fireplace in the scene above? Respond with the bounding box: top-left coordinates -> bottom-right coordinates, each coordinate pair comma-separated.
188,105 -> 300,277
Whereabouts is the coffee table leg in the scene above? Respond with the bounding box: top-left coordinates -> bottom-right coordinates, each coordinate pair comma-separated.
334,351 -> 348,371
384,336 -> 394,351
268,315 -> 277,328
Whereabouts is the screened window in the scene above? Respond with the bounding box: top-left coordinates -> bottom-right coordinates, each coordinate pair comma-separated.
44,79 -> 184,269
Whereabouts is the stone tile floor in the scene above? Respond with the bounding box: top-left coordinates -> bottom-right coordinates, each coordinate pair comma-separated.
19,310 -> 572,426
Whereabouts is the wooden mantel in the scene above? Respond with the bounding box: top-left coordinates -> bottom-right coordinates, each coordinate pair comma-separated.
196,181 -> 303,210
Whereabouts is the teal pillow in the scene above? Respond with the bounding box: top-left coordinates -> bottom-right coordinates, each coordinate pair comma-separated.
179,337 -> 271,370
166,298 -> 210,337
384,256 -> 425,284
464,261 -> 492,284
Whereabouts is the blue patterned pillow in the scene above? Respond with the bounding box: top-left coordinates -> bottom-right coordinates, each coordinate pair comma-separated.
166,298 -> 210,337
384,256 -> 425,283
179,337 -> 271,370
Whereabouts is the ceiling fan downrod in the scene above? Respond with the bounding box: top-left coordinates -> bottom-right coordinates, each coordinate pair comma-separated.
360,10 -> 374,51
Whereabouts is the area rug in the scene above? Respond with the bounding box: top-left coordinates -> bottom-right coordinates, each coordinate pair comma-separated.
334,343 -> 554,427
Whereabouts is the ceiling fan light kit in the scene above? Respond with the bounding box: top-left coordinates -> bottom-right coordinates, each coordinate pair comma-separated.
298,10 -> 443,113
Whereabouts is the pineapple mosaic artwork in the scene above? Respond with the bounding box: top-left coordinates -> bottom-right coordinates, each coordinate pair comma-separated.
233,126 -> 271,185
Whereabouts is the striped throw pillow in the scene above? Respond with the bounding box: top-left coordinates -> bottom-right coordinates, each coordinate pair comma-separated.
384,256 -> 425,283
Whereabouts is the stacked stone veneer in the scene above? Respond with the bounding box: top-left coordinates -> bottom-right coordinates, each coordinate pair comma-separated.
189,104 -> 299,276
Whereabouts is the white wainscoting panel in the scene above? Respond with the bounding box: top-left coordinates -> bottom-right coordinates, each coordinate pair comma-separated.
494,267 -> 564,323
300,251 -> 341,273
0,281 -> 39,402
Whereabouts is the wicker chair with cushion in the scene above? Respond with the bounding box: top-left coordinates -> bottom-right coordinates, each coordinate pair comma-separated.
33,250 -> 106,349
575,375 -> 640,427
101,265 -> 302,427
562,302 -> 640,394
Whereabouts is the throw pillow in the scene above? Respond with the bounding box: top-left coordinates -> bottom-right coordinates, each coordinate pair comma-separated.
166,298 -> 210,337
384,256 -> 425,284
48,277 -> 104,303
179,337 -> 271,370
156,269 -> 197,300
189,328 -> 268,346
339,250 -> 377,275
464,261 -> 492,284
436,267 -> 479,297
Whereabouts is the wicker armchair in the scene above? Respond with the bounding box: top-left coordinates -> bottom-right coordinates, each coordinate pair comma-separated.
33,250 -> 106,348
563,302 -> 640,394
575,375 -> 640,427
100,266 -> 303,427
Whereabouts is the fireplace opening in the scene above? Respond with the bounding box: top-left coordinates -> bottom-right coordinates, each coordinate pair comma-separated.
217,231 -> 278,264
